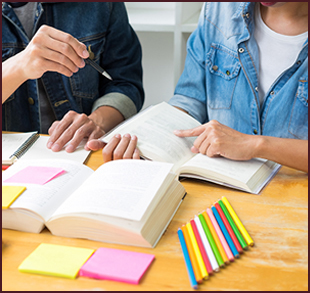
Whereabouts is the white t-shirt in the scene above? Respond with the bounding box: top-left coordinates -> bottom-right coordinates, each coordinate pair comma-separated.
254,3 -> 308,107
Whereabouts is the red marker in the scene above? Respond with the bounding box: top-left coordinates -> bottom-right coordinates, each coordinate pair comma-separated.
190,219 -> 213,275
214,202 -> 243,254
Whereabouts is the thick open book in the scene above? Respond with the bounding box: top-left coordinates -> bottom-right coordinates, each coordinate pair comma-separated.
2,159 -> 185,248
103,102 -> 281,194
2,132 -> 90,165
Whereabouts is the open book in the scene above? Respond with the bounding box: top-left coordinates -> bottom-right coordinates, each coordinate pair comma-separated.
2,132 -> 90,165
2,159 -> 185,248
103,102 -> 281,194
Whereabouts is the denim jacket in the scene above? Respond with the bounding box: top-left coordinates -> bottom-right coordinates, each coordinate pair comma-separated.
2,2 -> 144,132
169,2 -> 308,139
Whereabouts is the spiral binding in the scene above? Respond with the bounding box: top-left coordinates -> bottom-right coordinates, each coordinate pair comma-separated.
9,133 -> 40,160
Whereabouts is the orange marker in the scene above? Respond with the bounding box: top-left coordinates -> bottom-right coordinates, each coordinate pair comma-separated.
181,225 -> 203,284
202,211 -> 230,265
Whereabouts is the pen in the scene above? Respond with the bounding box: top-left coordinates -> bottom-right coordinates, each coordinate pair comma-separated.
85,58 -> 112,80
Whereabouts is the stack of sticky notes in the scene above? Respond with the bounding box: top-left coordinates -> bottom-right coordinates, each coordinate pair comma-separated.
177,196 -> 254,289
18,244 -> 155,284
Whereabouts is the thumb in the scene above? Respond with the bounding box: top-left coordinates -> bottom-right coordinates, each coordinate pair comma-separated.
86,139 -> 106,151
173,125 -> 205,137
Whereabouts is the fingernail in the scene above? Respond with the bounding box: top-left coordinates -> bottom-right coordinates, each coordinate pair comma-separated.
131,135 -> 137,140
191,146 -> 199,153
65,145 -> 74,153
47,141 -> 53,149
115,134 -> 121,139
51,143 -> 61,152
82,50 -> 89,58
124,133 -> 131,138
174,130 -> 181,135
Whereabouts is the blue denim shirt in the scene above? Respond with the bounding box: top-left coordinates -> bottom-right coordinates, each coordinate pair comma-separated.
2,2 -> 144,132
169,2 -> 308,139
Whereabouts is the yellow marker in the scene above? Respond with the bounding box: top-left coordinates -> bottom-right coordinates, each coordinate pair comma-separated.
222,196 -> 254,247
186,222 -> 208,280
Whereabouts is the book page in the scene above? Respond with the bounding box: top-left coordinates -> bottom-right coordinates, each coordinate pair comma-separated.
2,132 -> 37,162
2,159 -> 93,222
179,153 -> 268,184
104,102 -> 201,171
21,136 -> 90,164
51,160 -> 174,221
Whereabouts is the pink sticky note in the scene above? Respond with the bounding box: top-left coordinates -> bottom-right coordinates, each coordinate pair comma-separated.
4,166 -> 65,185
79,247 -> 155,284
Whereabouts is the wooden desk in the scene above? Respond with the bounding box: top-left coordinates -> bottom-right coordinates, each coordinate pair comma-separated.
2,150 -> 308,291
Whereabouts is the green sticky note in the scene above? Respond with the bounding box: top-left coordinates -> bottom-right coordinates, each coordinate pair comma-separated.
18,243 -> 95,279
2,186 -> 26,209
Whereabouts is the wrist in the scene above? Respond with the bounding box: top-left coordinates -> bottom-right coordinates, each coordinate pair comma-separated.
89,106 -> 124,133
251,135 -> 268,158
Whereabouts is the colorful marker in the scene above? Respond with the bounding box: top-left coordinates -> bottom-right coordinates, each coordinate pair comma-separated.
203,209 -> 230,265
186,222 -> 209,280
199,212 -> 224,268
181,225 -> 203,283
215,202 -> 243,254
211,206 -> 239,258
207,208 -> 234,262
218,199 -> 248,250
192,217 -> 214,274
222,196 -> 254,246
177,229 -> 198,289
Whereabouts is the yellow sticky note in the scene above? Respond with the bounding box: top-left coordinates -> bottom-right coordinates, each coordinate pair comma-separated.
2,186 -> 26,209
18,243 -> 95,279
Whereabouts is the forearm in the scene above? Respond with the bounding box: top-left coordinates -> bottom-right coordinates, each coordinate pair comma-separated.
88,106 -> 125,134
2,53 -> 27,103
253,136 -> 308,172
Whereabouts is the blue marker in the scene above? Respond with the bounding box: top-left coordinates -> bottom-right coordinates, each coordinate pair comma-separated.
211,206 -> 239,258
177,228 -> 198,289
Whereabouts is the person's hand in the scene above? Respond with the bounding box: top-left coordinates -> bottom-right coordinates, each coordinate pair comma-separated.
19,25 -> 89,80
174,120 -> 256,161
87,134 -> 140,163
47,111 -> 105,152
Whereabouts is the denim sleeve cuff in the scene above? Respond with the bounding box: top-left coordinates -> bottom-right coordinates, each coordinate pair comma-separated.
168,94 -> 207,123
91,92 -> 137,120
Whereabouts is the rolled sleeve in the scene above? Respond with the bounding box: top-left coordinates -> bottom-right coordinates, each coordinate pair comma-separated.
169,94 -> 207,123
92,92 -> 137,120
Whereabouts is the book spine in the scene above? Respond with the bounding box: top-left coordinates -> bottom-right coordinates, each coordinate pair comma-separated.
9,133 -> 40,160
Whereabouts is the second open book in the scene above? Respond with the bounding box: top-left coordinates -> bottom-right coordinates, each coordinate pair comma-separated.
103,102 -> 281,194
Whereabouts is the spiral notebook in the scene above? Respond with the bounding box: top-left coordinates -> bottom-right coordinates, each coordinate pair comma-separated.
2,131 -> 90,165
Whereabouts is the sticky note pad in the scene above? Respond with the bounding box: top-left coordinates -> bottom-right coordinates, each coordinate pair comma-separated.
79,247 -> 155,284
4,166 -> 65,185
18,243 -> 95,279
2,186 -> 26,209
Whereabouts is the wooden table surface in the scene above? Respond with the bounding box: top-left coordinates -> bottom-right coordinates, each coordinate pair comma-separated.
2,149 -> 308,291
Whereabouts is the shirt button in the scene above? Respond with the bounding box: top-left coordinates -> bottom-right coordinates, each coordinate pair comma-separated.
238,48 -> 245,53
253,129 -> 258,134
35,10 -> 39,17
255,87 -> 258,92
28,97 -> 35,105
212,65 -> 218,71
270,91 -> 275,95
296,60 -> 301,65
226,70 -> 230,76
245,12 -> 250,18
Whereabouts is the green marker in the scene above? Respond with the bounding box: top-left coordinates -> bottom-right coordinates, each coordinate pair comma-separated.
198,213 -> 224,267
218,200 -> 248,250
